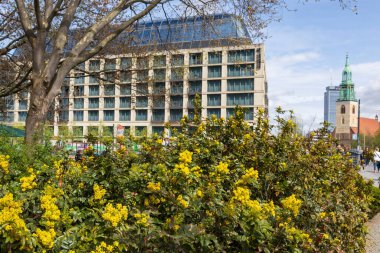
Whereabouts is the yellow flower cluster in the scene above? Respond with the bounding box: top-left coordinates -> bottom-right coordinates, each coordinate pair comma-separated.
279,222 -> 312,243
147,182 -> 161,192
34,228 -> 56,248
281,194 -> 303,216
54,159 -> 63,179
20,168 -> 37,191
230,187 -> 262,216
0,193 -> 28,239
215,162 -> 229,174
236,168 -> 259,186
191,166 -> 202,178
134,213 -> 150,227
174,163 -> 190,176
179,150 -> 193,164
0,154 -> 10,174
196,189 -> 203,198
177,195 -> 189,208
93,184 -> 106,200
40,193 -> 61,228
262,201 -> 276,217
102,203 -> 128,227
90,241 -> 119,253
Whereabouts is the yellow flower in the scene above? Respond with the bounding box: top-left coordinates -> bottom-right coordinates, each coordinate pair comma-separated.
40,193 -> 61,227
179,150 -> 193,164
215,161 -> 229,174
319,212 -> 326,219
281,194 -> 303,216
0,193 -> 28,239
196,190 -> 203,198
147,182 -> 161,192
34,228 -> 56,249
134,213 -> 150,227
93,184 -> 106,200
102,203 -> 128,227
91,241 -> 116,253
262,201 -> 276,217
20,168 -> 37,191
0,154 -> 10,174
322,233 -> 329,240
177,195 -> 189,208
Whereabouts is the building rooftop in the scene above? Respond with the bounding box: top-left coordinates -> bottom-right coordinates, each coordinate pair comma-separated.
351,117 -> 380,136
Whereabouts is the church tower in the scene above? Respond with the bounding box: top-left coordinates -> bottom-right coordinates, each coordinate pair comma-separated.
335,55 -> 358,148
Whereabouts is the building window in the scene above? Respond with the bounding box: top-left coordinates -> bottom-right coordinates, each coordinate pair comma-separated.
170,82 -> 183,95
153,97 -> 165,108
88,98 -> 99,108
18,111 -> 27,122
120,57 -> 132,70
189,67 -> 202,79
136,97 -> 148,108
207,94 -> 221,106
352,105 -> 355,114
171,54 -> 184,66
136,57 -> 149,69
188,95 -> 202,108
189,81 -> 202,94
89,75 -> 99,84
89,85 -> 99,96
341,105 -> 346,114
120,97 -> 131,108
73,126 -> 83,137
73,111 -> 83,121
120,84 -> 131,95
154,69 -> 166,81
59,111 -> 68,122
74,86 -> 84,96
74,98 -> 84,109
227,79 -> 254,91
170,96 -> 183,108
207,80 -> 221,92
104,84 -> 115,96
136,83 -> 148,95
19,100 -> 28,110
120,71 -> 132,83
152,126 -> 165,135
153,82 -> 166,94
342,117 -> 345,124
171,68 -> 183,81
136,110 -> 148,121
170,109 -> 183,122
104,59 -> 116,71
74,73 -> 84,85
105,72 -> 116,83
154,55 -> 166,67
208,66 -> 221,78
227,65 -> 254,77
119,110 -> 131,121
207,108 -> 221,118
208,52 -> 222,64
227,108 -> 254,120
89,60 -> 100,71
88,111 -> 99,121
103,110 -> 114,121
227,93 -> 253,106
104,98 -> 115,108
152,109 -> 165,122
189,53 -> 202,65
228,49 -> 254,63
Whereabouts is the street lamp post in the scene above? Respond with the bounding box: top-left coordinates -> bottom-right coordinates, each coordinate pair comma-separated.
357,99 -> 360,150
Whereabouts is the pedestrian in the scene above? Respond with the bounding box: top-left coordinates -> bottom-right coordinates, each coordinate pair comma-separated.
75,149 -> 83,162
374,147 -> 380,172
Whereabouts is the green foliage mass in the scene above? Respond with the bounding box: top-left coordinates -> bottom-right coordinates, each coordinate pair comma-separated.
0,108 -> 372,252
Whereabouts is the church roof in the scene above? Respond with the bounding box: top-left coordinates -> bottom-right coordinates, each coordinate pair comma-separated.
351,117 -> 380,136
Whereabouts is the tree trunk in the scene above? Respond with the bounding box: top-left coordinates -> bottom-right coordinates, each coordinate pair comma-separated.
24,79 -> 53,145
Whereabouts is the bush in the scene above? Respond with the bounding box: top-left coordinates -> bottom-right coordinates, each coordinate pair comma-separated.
368,186 -> 380,219
0,108 -> 372,252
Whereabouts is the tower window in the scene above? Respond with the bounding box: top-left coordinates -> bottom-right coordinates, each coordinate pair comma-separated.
352,105 -> 355,114
342,117 -> 345,124
341,105 -> 345,114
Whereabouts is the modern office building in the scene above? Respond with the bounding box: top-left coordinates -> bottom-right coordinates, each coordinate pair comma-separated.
324,86 -> 340,129
0,14 -> 268,137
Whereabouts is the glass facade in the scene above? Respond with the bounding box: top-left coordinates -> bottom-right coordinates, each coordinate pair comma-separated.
324,86 -> 340,128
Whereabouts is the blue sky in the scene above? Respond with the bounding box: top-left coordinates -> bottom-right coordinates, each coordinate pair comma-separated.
264,0 -> 380,131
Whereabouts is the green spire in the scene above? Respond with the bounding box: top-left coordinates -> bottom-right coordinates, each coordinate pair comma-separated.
338,54 -> 356,101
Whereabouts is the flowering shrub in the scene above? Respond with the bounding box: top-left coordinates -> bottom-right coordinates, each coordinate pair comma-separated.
0,108 -> 372,252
